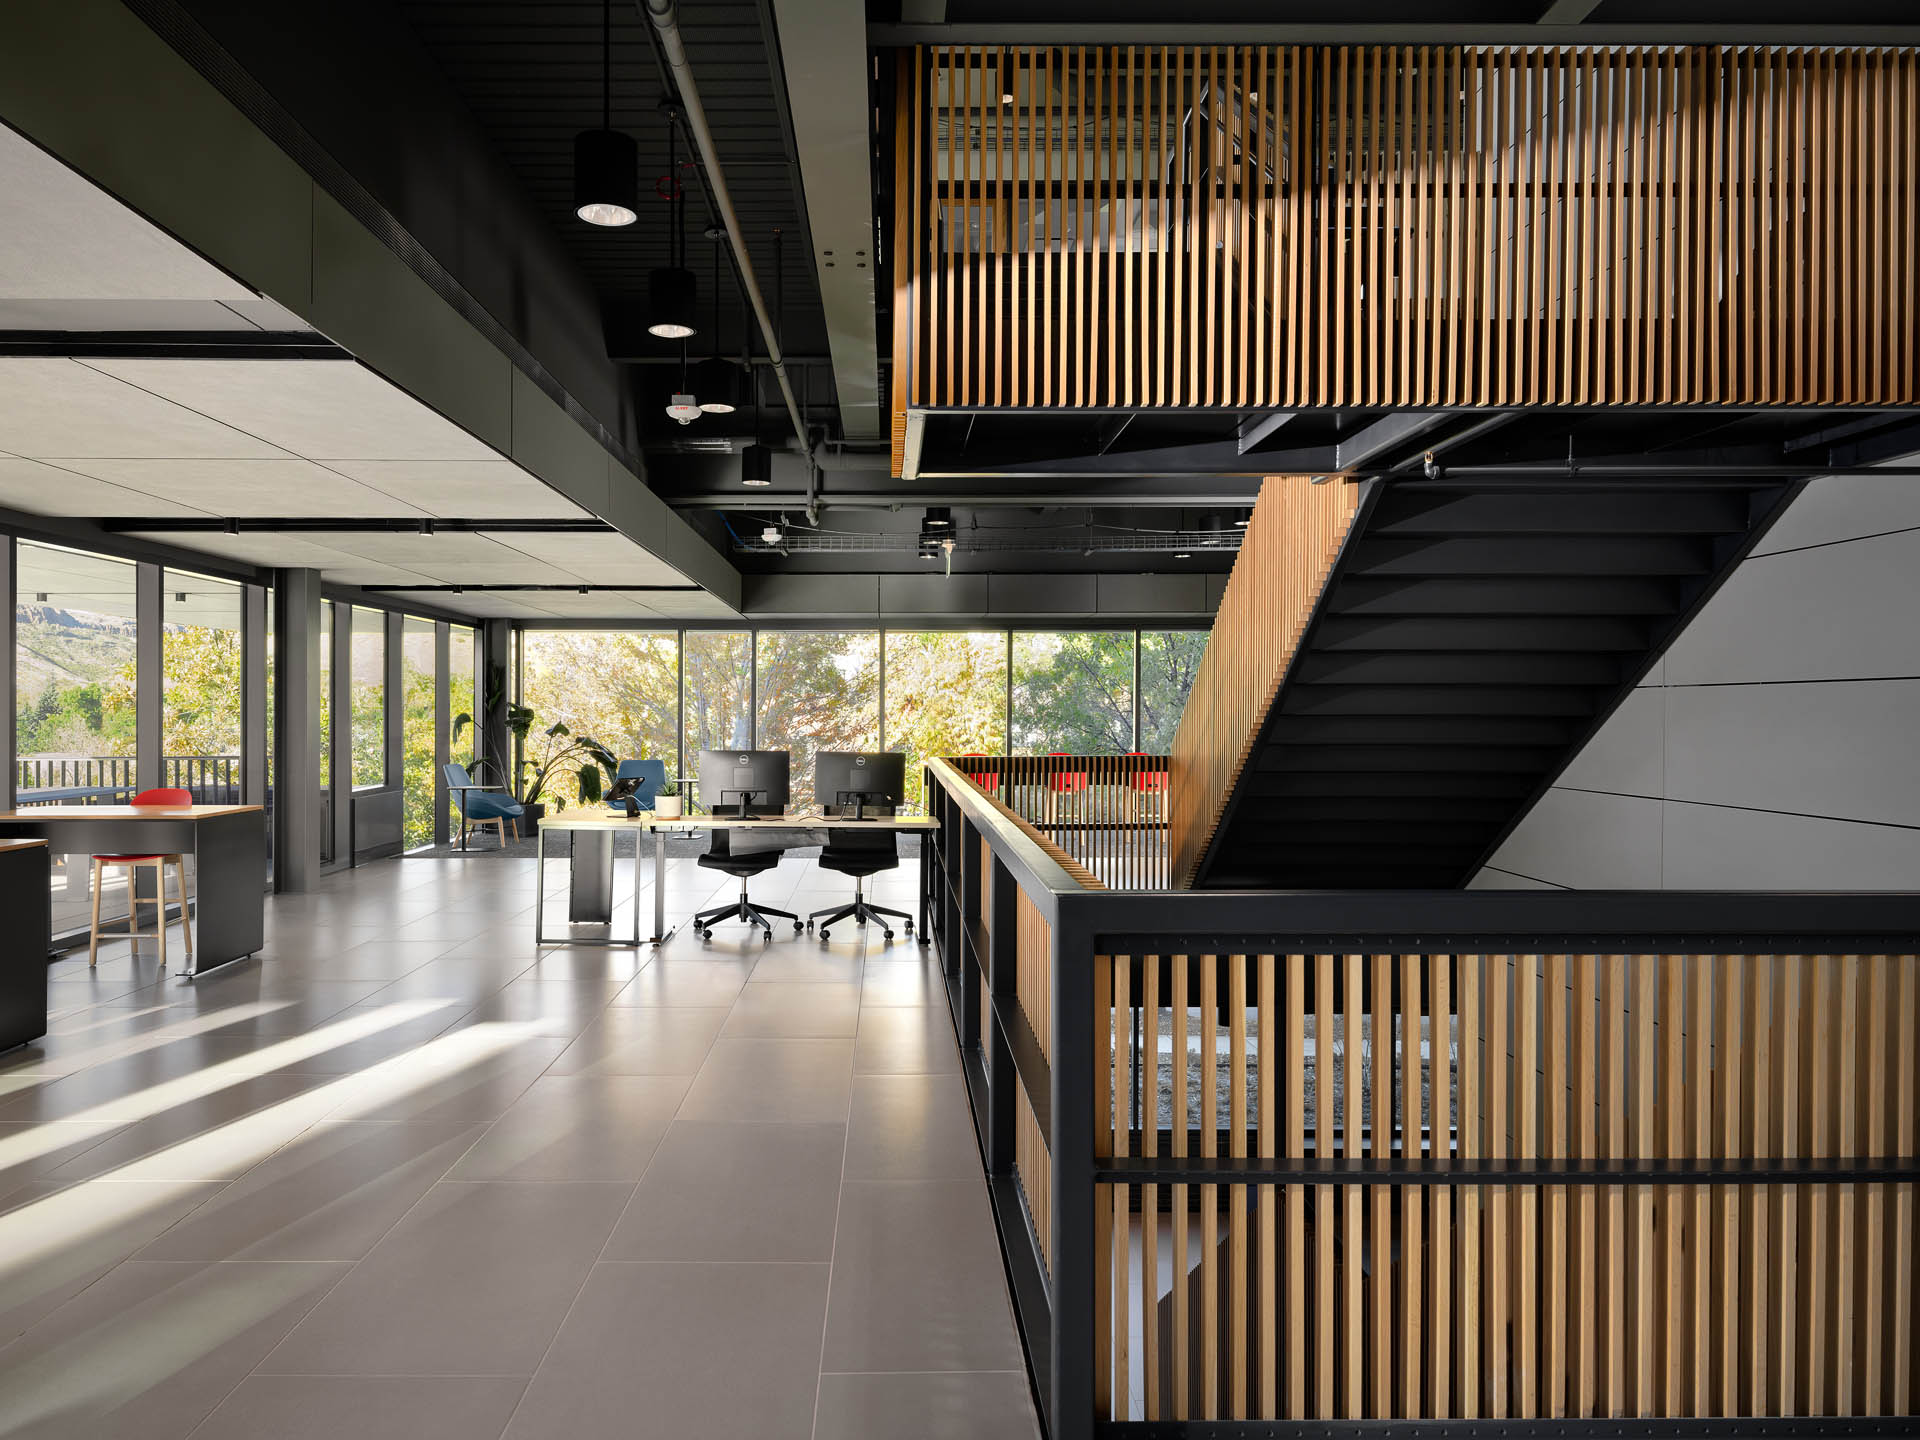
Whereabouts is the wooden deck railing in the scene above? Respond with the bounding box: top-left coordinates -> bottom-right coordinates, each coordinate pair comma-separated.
921,756 -> 1920,1440
1168,475 -> 1360,889
946,752 -> 1168,890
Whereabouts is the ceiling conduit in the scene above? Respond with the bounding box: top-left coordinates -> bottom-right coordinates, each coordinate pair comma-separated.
640,0 -> 811,461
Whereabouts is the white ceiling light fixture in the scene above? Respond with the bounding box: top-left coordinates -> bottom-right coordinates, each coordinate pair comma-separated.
666,392 -> 701,424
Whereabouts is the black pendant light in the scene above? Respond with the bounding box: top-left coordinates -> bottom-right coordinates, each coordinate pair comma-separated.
646,113 -> 698,339
573,0 -> 637,226
694,238 -> 739,412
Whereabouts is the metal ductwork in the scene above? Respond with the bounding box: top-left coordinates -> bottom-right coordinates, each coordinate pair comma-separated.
640,0 -> 810,455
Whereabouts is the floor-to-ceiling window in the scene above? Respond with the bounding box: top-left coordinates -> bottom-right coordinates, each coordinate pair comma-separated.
1139,629 -> 1208,753
448,622 -> 476,832
318,599 -> 333,792
400,616 -> 435,848
756,630 -> 880,810
519,630 -> 679,809
350,606 -> 385,789
161,568 -> 244,802
14,542 -> 142,933
681,630 -> 751,802
1009,630 -> 1135,754
883,631 -> 1009,807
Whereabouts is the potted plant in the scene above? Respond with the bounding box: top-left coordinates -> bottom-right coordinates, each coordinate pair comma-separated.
451,707 -> 617,838
653,776 -> 683,819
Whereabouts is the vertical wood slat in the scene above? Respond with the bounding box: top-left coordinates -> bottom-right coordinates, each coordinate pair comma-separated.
903,44 -> 1916,418
1341,951 -> 1364,1419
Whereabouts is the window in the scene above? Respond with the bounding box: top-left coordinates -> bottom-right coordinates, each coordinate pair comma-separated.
520,630 -> 678,808
756,631 -> 879,810
1139,629 -> 1208,752
1010,630 -> 1134,754
350,606 -> 385,789
449,623 -> 476,831
319,599 -> 332,789
681,630 -> 751,781
14,542 -> 140,802
14,542 -> 141,933
162,569 -> 244,801
883,631 -> 1008,807
401,617 -> 435,848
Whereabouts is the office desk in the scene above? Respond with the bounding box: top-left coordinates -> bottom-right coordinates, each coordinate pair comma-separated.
532,815 -> 651,947
531,813 -> 937,946
0,805 -> 266,977
0,839 -> 50,1050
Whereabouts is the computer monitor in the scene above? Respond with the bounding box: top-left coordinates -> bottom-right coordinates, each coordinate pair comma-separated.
697,749 -> 790,818
814,751 -> 906,819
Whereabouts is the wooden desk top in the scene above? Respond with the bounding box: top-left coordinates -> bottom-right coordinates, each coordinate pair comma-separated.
0,805 -> 263,822
0,838 -> 47,852
537,812 -> 936,833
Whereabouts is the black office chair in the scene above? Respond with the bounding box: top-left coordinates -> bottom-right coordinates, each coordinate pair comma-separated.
807,825 -> 914,941
693,830 -> 804,940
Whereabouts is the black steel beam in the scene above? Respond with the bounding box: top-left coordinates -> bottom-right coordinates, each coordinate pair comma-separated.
100,519 -> 614,534
1096,1154 -> 1920,1186
1334,411 -> 1449,471
0,331 -> 349,360
871,22 -> 1920,44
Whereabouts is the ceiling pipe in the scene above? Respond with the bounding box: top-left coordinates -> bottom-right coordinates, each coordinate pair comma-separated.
640,0 -> 810,455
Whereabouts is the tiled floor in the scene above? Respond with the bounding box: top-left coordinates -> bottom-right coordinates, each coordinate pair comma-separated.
0,852 -> 1041,1440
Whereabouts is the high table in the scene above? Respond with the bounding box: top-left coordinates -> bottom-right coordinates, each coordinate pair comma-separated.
532,813 -> 938,947
0,805 -> 266,977
0,839 -> 51,1050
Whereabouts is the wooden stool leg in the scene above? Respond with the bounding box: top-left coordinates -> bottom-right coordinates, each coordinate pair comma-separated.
88,857 -> 105,967
174,858 -> 193,958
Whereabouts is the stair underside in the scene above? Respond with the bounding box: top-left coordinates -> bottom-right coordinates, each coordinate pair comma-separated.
1192,479 -> 1799,889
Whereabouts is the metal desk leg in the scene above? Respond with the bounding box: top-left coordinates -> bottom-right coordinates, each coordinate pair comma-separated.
650,827 -> 667,943
533,825 -> 547,945
918,834 -> 930,945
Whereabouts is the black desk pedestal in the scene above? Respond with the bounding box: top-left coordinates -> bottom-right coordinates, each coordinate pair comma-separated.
569,831 -> 616,923
0,845 -> 50,1050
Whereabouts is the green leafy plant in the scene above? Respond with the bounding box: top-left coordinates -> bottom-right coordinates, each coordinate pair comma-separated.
451,709 -> 615,810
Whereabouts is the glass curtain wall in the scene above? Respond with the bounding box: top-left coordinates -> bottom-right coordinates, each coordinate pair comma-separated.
883,631 -> 1009,807
448,624 -> 476,832
161,569 -> 244,801
519,630 -> 678,809
14,542 -> 141,803
401,617 -> 435,849
319,600 -> 333,791
681,631 -> 751,799
1009,630 -> 1135,754
350,606 -> 385,789
756,631 -> 880,810
1140,629 -> 1209,752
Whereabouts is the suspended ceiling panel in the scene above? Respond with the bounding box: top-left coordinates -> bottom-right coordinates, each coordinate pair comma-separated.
55,458 -> 431,518
0,455 -> 206,517
0,359 -> 286,458
318,460 -> 589,520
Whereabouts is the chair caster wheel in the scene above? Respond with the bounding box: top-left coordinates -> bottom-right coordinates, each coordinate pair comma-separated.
793,920 -> 804,933
904,921 -> 914,934
883,930 -> 895,941
805,920 -> 814,931
819,929 -> 831,940
700,929 -> 713,940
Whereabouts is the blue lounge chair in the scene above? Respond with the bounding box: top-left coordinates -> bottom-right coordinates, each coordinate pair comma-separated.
445,761 -> 524,849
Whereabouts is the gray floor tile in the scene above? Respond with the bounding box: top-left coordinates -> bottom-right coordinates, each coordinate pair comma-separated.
679,1038 -> 855,1124
612,959 -> 750,1008
309,1034 -> 567,1127
0,1260 -> 348,1440
547,1005 -> 728,1076
191,1375 -> 528,1440
259,1180 -> 630,1376
502,1261 -> 828,1440
845,1074 -> 981,1181
134,1121 -> 488,1262
861,956 -> 945,1006
853,1006 -> 963,1075
823,1181 -> 1025,1374
722,981 -> 862,1038
603,1121 -> 845,1262
814,1371 -> 1040,1440
746,947 -> 866,984
447,1074 -> 687,1181
39,1073 -> 329,1182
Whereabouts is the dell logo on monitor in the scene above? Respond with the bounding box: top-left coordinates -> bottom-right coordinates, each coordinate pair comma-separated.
854,757 -> 867,768
737,755 -> 751,765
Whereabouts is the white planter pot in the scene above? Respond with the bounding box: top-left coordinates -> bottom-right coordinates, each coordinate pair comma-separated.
654,795 -> 683,818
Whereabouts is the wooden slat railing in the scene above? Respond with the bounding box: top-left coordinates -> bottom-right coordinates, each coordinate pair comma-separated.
947,752 -> 1169,889
891,44 -> 1920,460
1168,475 -> 1360,889
920,753 -> 1920,1440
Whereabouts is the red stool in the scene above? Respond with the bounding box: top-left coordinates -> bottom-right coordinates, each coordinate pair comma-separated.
89,787 -> 194,968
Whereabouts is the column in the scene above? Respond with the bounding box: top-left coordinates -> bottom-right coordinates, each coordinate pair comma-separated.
271,568 -> 324,892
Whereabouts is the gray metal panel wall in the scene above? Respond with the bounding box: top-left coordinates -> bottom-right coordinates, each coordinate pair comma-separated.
1482,473 -> 1920,891
271,568 -> 323,891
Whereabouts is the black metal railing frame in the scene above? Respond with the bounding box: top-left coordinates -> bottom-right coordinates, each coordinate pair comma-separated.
922,757 -> 1920,1440
15,754 -> 241,804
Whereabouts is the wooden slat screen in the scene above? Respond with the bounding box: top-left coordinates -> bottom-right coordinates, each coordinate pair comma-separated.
947,752 -> 1171,889
1096,950 -> 1920,1423
891,43 -> 1920,449
1168,474 -> 1360,889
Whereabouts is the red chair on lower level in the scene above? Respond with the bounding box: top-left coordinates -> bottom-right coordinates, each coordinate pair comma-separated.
960,753 -> 1000,794
1044,753 -> 1088,822
1126,754 -> 1169,822
89,787 -> 194,968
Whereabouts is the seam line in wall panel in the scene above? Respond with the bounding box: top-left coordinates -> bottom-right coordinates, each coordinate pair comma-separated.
1652,674 -> 1920,689
1478,865 -> 1576,890
1554,784 -> 1920,833
1748,520 -> 1920,560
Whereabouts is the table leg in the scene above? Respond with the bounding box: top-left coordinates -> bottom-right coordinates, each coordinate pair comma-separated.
534,825 -> 547,945
651,827 -> 667,944
918,832 -> 929,945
